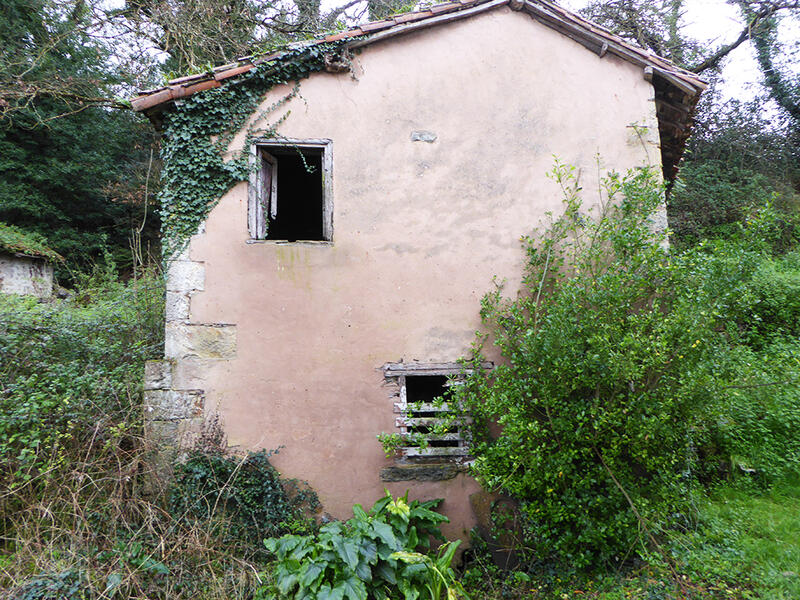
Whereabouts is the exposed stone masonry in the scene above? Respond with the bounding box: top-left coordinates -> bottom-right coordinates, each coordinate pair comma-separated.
144,243 -> 237,457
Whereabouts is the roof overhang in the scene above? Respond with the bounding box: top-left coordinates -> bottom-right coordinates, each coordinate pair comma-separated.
131,0 -> 706,180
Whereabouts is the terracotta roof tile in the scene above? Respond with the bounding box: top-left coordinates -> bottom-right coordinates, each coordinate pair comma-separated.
132,0 -> 705,121
430,2 -> 461,13
392,11 -> 431,23
169,73 -> 207,85
324,31 -> 351,42
215,64 -> 254,81
360,20 -> 393,32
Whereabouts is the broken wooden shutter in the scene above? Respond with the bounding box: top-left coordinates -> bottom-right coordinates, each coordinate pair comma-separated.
248,148 -> 277,239
262,151 -> 278,222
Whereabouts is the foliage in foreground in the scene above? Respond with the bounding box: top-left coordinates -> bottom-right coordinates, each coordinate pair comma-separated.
461,480 -> 800,599
0,269 -> 288,599
0,265 -> 163,490
170,432 -> 320,556
260,492 -> 467,600
454,164 -> 800,569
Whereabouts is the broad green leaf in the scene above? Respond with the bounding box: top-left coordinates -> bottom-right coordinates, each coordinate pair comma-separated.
360,539 -> 378,564
334,538 -> 360,570
376,542 -> 394,561
317,584 -> 345,600
339,576 -> 368,600
354,558 -> 372,581
436,540 -> 462,571
277,572 -> 298,595
300,560 -> 325,587
398,578 -> 421,600
352,504 -> 368,521
375,561 -> 397,585
390,550 -> 426,564
370,520 -> 398,548
370,493 -> 393,515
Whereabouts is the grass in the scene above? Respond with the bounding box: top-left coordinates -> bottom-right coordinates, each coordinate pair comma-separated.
462,479 -> 800,600
671,480 -> 800,599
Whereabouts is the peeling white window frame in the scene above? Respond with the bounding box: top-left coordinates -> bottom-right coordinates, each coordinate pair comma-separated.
248,137 -> 333,242
382,361 -> 493,461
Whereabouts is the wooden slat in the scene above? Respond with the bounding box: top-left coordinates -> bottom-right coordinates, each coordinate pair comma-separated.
394,402 -> 455,413
396,416 -> 472,427
383,361 -> 493,376
404,447 -> 470,457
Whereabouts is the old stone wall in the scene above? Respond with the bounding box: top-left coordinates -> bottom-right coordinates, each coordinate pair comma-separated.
143,245 -> 237,456
0,252 -> 53,298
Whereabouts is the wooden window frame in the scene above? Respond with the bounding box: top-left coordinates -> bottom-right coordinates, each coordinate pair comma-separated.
382,361 -> 493,461
248,138 -> 333,242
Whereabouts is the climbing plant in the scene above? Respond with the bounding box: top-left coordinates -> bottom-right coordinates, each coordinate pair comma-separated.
158,42 -> 348,257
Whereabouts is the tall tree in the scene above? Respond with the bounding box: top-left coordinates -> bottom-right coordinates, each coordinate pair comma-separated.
580,0 -> 799,75
0,0 -> 157,275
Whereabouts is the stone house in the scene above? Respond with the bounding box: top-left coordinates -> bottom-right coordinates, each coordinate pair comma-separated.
132,0 -> 705,540
0,223 -> 60,298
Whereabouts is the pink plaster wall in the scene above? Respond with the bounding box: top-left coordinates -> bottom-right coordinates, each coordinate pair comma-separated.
173,7 -> 660,541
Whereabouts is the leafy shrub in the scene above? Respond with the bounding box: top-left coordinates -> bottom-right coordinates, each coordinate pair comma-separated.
0,265 -> 163,489
169,445 -> 319,556
10,570 -> 89,600
669,96 -> 800,248
260,492 -> 457,600
453,164 -> 800,569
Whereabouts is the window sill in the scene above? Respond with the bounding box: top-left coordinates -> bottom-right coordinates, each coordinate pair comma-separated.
379,463 -> 467,482
246,239 -> 333,246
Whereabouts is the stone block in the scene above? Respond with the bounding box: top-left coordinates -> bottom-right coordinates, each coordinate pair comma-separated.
165,323 -> 237,360
144,417 -> 202,449
380,463 -> 463,482
165,291 -> 190,322
166,260 -> 204,293
144,360 -> 173,390
172,358 -> 215,390
144,389 -> 204,420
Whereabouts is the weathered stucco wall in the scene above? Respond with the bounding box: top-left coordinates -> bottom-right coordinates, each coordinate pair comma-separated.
156,7 -> 661,540
0,252 -> 53,298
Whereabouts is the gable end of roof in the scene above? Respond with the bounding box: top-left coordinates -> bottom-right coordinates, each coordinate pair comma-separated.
131,0 -> 706,181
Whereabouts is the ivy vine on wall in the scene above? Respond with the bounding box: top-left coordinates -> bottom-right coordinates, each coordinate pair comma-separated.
158,42 -> 349,258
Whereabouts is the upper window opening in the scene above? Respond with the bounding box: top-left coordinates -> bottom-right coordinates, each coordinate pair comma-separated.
249,139 -> 332,242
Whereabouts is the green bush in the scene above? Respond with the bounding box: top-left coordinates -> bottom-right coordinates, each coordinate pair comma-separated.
169,446 -> 319,556
453,164 -> 800,569
260,492 -> 460,600
0,266 -> 163,488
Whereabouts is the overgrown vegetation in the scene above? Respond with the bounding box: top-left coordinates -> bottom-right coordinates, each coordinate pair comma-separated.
260,492 -> 465,600
0,268 -> 313,599
0,222 -> 62,262
169,430 -> 320,555
1,1 -> 799,598
452,164 -> 800,582
158,42 -> 346,257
